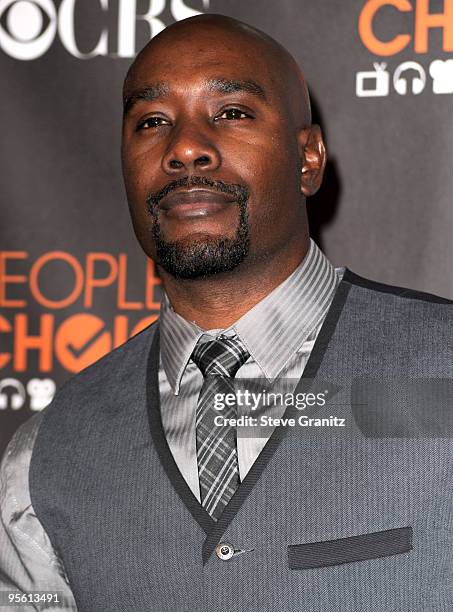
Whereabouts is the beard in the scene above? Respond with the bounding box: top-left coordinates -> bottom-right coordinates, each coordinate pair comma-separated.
146,176 -> 250,280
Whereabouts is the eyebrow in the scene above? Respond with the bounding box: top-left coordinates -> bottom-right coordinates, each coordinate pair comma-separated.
206,78 -> 267,101
123,78 -> 268,115
123,82 -> 169,115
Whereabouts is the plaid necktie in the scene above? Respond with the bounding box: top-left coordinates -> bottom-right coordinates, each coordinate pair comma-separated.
191,336 -> 250,520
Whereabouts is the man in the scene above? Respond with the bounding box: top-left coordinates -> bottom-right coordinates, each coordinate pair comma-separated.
1,13 -> 452,612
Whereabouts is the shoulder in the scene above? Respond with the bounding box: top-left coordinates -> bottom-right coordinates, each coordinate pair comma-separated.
19,321 -> 158,450
0,414 -> 77,601
337,270 -> 453,356
0,412 -> 45,541
341,269 -> 453,326
342,269 -> 453,305
1,412 -> 44,490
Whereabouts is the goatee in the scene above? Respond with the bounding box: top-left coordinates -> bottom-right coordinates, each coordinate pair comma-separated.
146,176 -> 250,280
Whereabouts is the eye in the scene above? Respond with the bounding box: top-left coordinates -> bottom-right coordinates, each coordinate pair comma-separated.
136,116 -> 170,131
215,108 -> 252,121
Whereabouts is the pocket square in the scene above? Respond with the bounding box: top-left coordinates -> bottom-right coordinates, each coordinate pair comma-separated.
288,526 -> 412,570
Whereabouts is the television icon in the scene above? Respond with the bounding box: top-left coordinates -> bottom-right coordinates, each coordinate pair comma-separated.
356,63 -> 389,97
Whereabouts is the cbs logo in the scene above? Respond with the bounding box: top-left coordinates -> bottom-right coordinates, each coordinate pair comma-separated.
0,0 -> 57,60
0,0 -> 210,60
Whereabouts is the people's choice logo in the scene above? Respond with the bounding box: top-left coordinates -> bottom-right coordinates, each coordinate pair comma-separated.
0,377 -> 55,410
393,61 -> 426,94
0,0 -> 210,60
0,251 -> 161,374
27,377 -> 56,410
0,378 -> 26,410
356,62 -> 390,96
356,0 -> 453,97
429,59 -> 453,93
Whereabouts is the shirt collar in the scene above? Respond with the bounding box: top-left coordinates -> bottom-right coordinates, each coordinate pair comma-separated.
159,238 -> 339,394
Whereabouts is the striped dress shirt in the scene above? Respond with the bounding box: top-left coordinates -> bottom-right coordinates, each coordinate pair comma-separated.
159,238 -> 342,501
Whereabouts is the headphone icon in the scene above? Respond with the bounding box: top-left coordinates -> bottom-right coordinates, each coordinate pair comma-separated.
0,378 -> 26,410
393,61 -> 426,95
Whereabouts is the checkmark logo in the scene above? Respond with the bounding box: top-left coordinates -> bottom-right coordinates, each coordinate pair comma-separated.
65,323 -> 110,359
55,314 -> 112,373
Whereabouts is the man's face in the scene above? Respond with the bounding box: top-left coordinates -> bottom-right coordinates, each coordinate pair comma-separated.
121,28 -> 308,279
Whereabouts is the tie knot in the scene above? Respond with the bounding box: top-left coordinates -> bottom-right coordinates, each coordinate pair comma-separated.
191,336 -> 250,378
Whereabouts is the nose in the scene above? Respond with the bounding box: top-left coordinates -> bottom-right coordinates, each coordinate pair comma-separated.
161,123 -> 221,175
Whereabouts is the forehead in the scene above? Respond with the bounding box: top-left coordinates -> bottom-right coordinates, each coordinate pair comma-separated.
125,31 -> 279,96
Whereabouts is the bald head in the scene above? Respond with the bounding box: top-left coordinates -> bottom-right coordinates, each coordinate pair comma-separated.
121,12 -> 326,287
123,14 -> 311,127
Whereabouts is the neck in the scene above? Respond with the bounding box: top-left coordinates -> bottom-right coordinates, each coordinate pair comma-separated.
160,236 -> 310,330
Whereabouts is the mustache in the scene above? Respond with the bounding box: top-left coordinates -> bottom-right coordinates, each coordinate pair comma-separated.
146,176 -> 249,212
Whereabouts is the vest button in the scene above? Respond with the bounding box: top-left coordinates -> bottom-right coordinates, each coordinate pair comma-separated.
215,542 -> 235,561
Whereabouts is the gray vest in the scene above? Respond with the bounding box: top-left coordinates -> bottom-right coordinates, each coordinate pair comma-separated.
29,270 -> 453,611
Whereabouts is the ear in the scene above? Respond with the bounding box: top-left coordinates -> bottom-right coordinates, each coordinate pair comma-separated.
297,124 -> 327,197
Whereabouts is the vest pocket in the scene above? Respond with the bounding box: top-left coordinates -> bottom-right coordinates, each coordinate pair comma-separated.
288,526 -> 412,570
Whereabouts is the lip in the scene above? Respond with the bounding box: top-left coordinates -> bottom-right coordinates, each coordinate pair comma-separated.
158,188 -> 236,212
